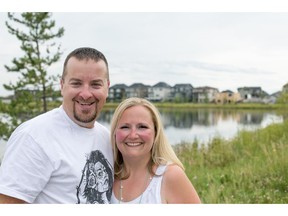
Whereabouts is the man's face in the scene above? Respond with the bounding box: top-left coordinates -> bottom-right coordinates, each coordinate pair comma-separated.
61,57 -> 110,128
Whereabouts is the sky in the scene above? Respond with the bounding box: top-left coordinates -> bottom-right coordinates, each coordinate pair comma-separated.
1,3 -> 288,97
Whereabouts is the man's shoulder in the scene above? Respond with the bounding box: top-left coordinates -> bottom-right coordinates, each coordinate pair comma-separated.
16,107 -> 62,133
94,121 -> 109,134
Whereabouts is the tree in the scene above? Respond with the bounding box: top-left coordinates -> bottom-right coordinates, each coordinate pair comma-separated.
276,92 -> 288,104
0,12 -> 64,140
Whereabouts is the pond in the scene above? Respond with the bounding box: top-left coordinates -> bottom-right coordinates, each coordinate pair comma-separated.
97,108 -> 284,146
0,108 -> 285,161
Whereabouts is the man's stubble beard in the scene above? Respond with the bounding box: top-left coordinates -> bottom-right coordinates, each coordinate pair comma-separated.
73,101 -> 98,124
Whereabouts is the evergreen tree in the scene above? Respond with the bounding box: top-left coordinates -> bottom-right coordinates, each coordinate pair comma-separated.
0,12 -> 64,140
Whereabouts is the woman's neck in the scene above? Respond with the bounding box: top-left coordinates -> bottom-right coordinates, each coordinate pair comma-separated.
123,157 -> 150,174
123,152 -> 151,169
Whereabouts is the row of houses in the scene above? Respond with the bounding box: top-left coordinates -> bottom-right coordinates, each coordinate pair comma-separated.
1,82 -> 287,104
108,81 -> 288,104
109,82 -> 194,102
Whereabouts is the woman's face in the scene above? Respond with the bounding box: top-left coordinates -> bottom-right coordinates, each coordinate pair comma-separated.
115,105 -> 155,160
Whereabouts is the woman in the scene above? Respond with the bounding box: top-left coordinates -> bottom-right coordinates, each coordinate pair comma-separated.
110,97 -> 201,204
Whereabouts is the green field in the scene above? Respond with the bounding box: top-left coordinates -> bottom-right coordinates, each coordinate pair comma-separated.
174,119 -> 288,203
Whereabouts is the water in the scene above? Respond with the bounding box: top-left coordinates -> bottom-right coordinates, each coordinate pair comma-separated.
98,108 -> 284,145
163,113 -> 283,145
0,109 -> 284,161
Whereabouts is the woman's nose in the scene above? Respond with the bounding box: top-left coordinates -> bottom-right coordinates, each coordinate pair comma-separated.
128,128 -> 139,138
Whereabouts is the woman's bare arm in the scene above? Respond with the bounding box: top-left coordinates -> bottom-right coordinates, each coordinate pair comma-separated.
161,165 -> 201,204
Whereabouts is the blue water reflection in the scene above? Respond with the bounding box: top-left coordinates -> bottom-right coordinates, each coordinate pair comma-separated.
98,109 -> 284,146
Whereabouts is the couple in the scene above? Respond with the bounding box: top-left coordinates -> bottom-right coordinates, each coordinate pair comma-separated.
0,47 -> 200,204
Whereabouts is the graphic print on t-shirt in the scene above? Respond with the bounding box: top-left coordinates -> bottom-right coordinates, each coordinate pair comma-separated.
76,150 -> 113,204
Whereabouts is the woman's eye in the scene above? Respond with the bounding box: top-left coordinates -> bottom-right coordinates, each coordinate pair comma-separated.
119,126 -> 129,129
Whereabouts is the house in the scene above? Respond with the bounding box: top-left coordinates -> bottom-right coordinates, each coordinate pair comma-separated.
215,90 -> 242,104
282,82 -> 288,93
0,95 -> 13,104
237,87 -> 265,103
12,84 -> 62,102
126,83 -> 150,98
263,91 -> 281,104
192,86 -> 219,103
172,83 -> 193,102
108,83 -> 128,102
147,82 -> 172,102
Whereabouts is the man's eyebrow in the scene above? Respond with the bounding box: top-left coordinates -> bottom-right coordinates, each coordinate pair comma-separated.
67,78 -> 106,83
91,79 -> 106,83
69,78 -> 81,81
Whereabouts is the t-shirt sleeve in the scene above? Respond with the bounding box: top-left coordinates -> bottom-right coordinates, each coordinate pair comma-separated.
0,131 -> 54,203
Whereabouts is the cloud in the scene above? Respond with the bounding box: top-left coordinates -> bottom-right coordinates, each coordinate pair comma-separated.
1,12 -> 288,96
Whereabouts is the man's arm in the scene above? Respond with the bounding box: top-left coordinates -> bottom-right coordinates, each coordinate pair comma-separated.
0,194 -> 27,204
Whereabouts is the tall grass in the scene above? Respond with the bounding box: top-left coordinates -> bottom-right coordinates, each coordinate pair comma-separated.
174,120 -> 288,203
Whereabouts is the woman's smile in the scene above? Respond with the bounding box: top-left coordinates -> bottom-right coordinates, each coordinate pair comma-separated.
125,142 -> 143,147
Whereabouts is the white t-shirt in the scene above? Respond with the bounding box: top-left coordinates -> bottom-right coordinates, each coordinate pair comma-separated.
111,165 -> 167,204
0,106 -> 114,204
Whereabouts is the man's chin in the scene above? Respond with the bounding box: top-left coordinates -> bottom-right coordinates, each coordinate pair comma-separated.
73,103 -> 98,124
74,112 -> 97,124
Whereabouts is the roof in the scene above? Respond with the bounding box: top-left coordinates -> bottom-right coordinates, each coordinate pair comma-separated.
153,82 -> 171,88
110,83 -> 128,89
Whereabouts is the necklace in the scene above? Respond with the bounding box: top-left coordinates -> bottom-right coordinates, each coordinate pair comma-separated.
119,170 -> 152,204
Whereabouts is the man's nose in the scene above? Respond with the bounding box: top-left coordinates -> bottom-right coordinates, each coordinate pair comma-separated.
79,85 -> 93,100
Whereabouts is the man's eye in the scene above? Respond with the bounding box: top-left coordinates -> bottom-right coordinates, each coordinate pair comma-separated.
71,82 -> 81,86
92,83 -> 102,88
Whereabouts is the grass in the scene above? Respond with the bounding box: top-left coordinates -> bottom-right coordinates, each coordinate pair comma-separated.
174,119 -> 288,203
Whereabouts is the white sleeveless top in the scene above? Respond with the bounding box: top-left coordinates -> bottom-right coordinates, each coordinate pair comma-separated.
111,165 -> 167,204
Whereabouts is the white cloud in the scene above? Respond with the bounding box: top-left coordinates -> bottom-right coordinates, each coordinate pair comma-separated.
1,12 -> 288,96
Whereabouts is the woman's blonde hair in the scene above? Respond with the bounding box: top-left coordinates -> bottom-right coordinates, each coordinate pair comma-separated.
110,97 -> 184,179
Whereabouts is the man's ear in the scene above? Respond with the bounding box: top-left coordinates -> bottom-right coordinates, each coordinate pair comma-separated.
107,80 -> 110,97
60,78 -> 64,96
60,79 -> 63,88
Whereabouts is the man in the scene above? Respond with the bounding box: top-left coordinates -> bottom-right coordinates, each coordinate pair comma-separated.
0,47 -> 113,203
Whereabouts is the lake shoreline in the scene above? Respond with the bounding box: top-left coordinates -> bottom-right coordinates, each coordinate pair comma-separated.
174,119 -> 288,203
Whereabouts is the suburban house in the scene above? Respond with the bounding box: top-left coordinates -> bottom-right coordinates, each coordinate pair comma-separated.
126,83 -> 149,99
108,83 -> 128,102
282,82 -> 288,93
0,95 -> 13,104
237,87 -> 267,103
215,90 -> 242,104
148,82 -> 172,102
263,91 -> 281,104
5,84 -> 62,102
109,83 -> 150,101
192,86 -> 219,103
172,83 -> 193,102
